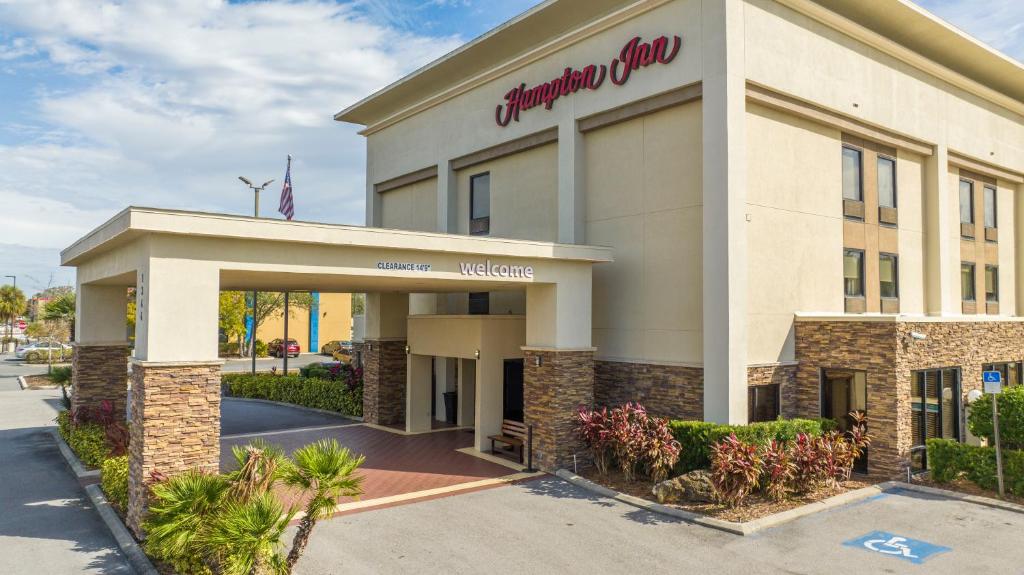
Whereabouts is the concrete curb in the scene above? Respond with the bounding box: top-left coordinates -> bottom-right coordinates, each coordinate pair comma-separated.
555,469 -> 896,536
50,428 -> 100,479
17,375 -> 27,390
84,483 -> 159,575
894,481 -> 1024,515
223,396 -> 364,422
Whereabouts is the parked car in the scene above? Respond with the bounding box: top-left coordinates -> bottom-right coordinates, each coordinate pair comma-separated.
331,341 -> 353,362
320,340 -> 343,355
16,341 -> 72,361
268,338 -> 300,358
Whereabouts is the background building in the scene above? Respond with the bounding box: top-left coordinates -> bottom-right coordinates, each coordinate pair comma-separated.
255,292 -> 353,354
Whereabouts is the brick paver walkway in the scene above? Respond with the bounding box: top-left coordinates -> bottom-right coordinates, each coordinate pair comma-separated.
221,424 -> 516,502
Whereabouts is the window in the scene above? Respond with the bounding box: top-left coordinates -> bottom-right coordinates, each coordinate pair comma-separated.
748,385 -> 779,423
468,292 -> 489,315
982,362 -> 1022,387
984,185 -> 997,229
877,156 -> 896,209
986,265 -> 999,303
911,368 -> 960,469
879,253 -> 898,299
844,249 -> 864,297
470,173 -> 490,236
842,147 -> 862,202
961,262 -> 976,301
959,180 -> 974,225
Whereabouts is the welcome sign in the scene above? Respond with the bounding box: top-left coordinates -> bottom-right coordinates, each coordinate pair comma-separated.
460,260 -> 535,279
495,34 -> 682,127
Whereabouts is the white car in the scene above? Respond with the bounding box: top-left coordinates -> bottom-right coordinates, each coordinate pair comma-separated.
15,341 -> 72,361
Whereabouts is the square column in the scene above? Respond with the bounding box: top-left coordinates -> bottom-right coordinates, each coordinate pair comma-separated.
127,361 -> 222,536
406,353 -> 432,432
924,144 -> 959,315
523,349 -> 594,471
457,358 -> 476,427
362,293 -> 409,426
72,283 -> 130,415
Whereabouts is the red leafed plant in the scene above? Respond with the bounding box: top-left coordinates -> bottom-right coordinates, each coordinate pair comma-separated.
789,433 -> 823,493
610,402 -> 648,481
575,406 -> 613,475
759,439 -> 796,501
710,434 -> 763,507
640,415 -> 681,482
71,400 -> 130,456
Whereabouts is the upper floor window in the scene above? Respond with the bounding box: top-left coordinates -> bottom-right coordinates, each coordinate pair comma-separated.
844,249 -> 864,297
986,265 -> 999,303
984,185 -> 997,229
879,253 -> 898,299
877,156 -> 896,209
959,180 -> 974,225
961,262 -> 976,302
468,292 -> 489,315
842,147 -> 863,202
470,173 -> 491,236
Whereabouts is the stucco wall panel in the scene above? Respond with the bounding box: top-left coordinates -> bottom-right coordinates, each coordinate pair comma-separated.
380,177 -> 439,232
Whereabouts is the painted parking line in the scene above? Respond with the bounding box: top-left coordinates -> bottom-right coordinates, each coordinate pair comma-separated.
843,531 -> 951,565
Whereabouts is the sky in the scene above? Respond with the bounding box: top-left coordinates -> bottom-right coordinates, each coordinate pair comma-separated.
0,0 -> 1020,296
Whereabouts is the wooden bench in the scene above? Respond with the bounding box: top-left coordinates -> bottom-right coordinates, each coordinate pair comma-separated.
489,419 -> 527,463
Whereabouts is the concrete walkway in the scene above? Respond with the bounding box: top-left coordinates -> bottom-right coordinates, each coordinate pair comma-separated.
0,385 -> 132,574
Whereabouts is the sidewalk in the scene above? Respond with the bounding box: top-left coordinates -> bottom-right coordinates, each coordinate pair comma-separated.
0,385 -> 132,574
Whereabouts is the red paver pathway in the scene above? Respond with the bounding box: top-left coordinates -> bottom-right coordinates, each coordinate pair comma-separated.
221,424 -> 516,502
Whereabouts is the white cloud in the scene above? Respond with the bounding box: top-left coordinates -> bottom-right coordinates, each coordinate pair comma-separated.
913,0 -> 1024,62
0,0 -> 463,293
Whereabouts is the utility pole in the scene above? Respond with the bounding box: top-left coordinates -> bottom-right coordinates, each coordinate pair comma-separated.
238,177 -> 274,375
3,275 -> 14,354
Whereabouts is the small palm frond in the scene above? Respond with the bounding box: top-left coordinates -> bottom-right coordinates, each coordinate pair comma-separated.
228,439 -> 292,502
282,439 -> 366,520
144,470 -> 230,560
204,492 -> 294,575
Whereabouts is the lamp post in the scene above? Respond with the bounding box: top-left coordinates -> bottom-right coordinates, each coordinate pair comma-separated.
239,178 -> 274,375
3,275 -> 13,353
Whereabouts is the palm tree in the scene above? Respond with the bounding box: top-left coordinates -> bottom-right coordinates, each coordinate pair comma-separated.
204,492 -> 294,575
42,292 -> 75,340
281,439 -> 365,573
0,284 -> 25,352
144,470 -> 231,570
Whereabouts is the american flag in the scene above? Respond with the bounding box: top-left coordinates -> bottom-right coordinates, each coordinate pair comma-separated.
279,155 -> 295,220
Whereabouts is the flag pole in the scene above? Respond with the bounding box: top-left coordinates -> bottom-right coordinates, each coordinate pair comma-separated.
283,154 -> 292,375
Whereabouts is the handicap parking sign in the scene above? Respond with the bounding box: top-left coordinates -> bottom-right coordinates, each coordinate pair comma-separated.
844,531 -> 950,564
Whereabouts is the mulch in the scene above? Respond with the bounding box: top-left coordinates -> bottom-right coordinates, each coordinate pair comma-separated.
580,468 -> 879,522
22,374 -> 60,389
912,476 -> 1024,506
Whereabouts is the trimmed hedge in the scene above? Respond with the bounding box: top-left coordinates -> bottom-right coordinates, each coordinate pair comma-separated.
223,373 -> 362,417
101,456 -> 129,511
55,410 -> 111,469
967,386 -> 1024,451
669,418 -> 837,472
928,438 -> 1024,497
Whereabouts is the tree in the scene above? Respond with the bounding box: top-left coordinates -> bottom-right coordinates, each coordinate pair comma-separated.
0,284 -> 26,352
220,292 -> 248,354
351,293 -> 365,316
248,292 -> 313,356
43,292 -> 76,342
281,439 -> 365,573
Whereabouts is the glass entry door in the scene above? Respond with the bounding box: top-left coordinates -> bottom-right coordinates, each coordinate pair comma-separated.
821,369 -> 868,473
911,368 -> 960,469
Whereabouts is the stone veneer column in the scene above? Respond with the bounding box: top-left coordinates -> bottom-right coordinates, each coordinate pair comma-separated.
362,339 -> 407,426
523,349 -> 594,471
127,361 -> 222,537
71,344 -> 129,416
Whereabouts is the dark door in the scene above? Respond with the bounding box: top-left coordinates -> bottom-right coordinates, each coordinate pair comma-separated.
821,369 -> 868,474
430,357 -> 436,418
911,368 -> 960,470
503,359 -> 524,422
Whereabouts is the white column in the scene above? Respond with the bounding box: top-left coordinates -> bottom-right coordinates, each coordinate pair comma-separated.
76,282 -> 129,344
558,117 -> 586,244
364,292 -> 409,340
134,259 -> 220,362
457,358 -> 476,427
474,353 -> 504,452
924,144 -> 958,315
701,0 -> 748,424
366,142 -> 380,227
525,265 -> 592,349
406,353 -> 432,433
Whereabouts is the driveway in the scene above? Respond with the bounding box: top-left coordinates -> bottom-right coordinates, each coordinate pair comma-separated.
221,353 -> 327,374
296,476 -> 1024,574
0,385 -> 131,574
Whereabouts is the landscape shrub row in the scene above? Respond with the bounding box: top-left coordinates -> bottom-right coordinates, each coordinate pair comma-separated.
101,456 -> 129,511
56,410 -> 110,469
927,438 -> 1024,497
576,403 -> 681,482
669,417 -> 837,472
223,373 -> 363,417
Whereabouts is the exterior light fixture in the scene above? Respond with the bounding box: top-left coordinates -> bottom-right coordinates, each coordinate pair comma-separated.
474,349 -> 480,360
405,345 -> 410,354
535,355 -> 542,367
967,389 -> 983,403
903,331 -> 927,345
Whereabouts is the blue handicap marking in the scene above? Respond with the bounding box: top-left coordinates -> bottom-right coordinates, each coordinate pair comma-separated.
983,371 -> 1002,384
844,531 -> 950,565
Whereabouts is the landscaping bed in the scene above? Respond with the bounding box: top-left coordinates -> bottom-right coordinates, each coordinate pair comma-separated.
913,475 -> 1024,506
223,364 -> 363,418
22,374 -> 60,389
580,467 -> 876,522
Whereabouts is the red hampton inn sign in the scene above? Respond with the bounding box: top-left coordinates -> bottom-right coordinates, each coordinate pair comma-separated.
495,34 -> 682,127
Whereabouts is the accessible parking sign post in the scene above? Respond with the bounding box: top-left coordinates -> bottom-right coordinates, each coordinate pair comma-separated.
982,370 -> 1005,497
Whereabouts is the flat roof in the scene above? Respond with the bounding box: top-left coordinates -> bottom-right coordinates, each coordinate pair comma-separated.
335,0 -> 1024,127
61,207 -> 614,267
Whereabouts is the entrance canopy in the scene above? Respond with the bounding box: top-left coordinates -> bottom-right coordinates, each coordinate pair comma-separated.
62,207 -> 613,363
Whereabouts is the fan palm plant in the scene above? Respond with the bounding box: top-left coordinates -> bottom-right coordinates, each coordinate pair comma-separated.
144,470 -> 231,571
204,492 -> 294,575
228,439 -> 289,503
281,439 -> 365,573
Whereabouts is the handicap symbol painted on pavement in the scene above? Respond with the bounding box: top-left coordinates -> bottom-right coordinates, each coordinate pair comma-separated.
843,531 -> 951,565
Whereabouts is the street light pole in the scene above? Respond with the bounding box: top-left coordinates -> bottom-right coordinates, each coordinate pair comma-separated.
239,178 -> 274,375
3,275 -> 14,354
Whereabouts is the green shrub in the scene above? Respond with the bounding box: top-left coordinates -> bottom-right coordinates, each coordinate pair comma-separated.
254,339 -> 269,358
50,366 -> 72,385
967,386 -> 1024,451
927,438 -> 1024,497
24,349 -> 71,364
55,411 -> 111,469
101,456 -> 129,511
223,373 -> 362,417
669,418 -> 833,472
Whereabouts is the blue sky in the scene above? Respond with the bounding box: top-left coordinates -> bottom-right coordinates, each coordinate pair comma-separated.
0,0 -> 1020,295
